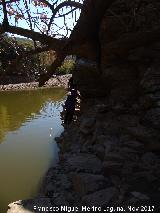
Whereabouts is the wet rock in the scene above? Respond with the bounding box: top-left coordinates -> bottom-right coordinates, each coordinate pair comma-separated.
66,153 -> 102,173
55,136 -> 63,143
72,173 -> 105,196
82,187 -> 117,206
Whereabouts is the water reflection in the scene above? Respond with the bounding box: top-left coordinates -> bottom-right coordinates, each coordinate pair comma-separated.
0,88 -> 66,143
0,88 -> 66,212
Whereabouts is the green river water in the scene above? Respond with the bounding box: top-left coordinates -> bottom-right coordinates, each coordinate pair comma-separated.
0,88 -> 66,213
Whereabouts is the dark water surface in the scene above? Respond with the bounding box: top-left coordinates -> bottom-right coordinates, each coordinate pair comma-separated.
0,88 -> 66,212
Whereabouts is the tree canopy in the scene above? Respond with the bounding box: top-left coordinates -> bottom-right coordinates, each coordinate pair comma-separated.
0,0 -> 159,86
0,0 -> 87,85
0,0 -> 129,84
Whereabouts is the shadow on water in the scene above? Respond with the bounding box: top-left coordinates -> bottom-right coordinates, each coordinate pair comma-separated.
0,88 -> 66,212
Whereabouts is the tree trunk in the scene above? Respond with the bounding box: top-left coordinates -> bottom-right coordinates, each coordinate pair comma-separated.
38,52 -> 66,86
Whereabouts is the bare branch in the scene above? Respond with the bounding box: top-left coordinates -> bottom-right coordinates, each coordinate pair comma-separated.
24,0 -> 37,48
40,0 -> 54,10
2,0 -> 9,28
24,0 -> 33,30
48,1 -> 83,32
55,8 -> 77,18
0,0 -> 20,5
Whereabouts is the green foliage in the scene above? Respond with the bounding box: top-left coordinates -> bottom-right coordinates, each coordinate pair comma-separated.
56,59 -> 75,75
0,34 -> 75,81
16,37 -> 34,50
0,34 -> 55,79
38,50 -> 55,71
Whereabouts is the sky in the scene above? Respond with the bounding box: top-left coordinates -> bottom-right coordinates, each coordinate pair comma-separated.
0,0 -> 83,38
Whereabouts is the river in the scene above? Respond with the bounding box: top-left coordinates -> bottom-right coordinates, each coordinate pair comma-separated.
0,88 -> 66,212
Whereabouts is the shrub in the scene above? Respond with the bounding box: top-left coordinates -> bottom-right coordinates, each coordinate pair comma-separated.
56,59 -> 75,75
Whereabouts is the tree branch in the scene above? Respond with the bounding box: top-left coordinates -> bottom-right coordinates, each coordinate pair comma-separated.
38,52 -> 66,86
0,24 -> 67,51
40,0 -> 54,11
48,1 -> 83,32
2,0 -> 9,28
24,0 -> 37,48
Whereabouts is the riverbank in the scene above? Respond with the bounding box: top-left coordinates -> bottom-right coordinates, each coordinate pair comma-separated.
0,75 -> 71,91
7,96 -> 160,213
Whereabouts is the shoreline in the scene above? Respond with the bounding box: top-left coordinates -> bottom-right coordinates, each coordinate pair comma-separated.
0,74 -> 71,92
7,97 -> 160,212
